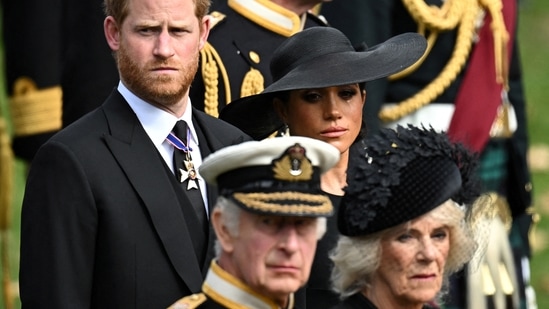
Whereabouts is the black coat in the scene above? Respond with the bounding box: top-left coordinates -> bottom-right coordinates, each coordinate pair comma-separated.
19,90 -> 251,308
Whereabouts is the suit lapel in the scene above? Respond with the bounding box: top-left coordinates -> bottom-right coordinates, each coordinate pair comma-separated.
193,111 -> 226,213
192,111 -> 225,272
101,92 -> 203,291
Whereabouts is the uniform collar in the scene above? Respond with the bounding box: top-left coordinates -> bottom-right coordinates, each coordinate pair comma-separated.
228,0 -> 307,37
203,260 -> 295,309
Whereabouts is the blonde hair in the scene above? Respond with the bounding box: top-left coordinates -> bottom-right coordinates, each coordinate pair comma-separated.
331,199 -> 477,299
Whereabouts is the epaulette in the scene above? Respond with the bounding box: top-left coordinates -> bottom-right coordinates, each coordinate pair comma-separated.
167,293 -> 207,309
208,11 -> 226,30
9,77 -> 62,137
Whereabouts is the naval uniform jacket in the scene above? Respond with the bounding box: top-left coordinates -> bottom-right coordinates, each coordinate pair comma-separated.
169,260 -> 296,309
386,0 -> 532,222
19,89 -> 252,308
189,0 -> 327,117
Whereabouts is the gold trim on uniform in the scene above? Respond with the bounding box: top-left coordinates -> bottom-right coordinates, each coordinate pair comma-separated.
201,42 -> 231,117
379,0 -> 510,124
200,0 -> 317,117
240,68 -> 265,99
229,0 -> 305,37
202,260 -> 286,309
248,51 -> 260,64
209,11 -> 227,28
9,77 -> 62,136
168,293 -> 207,309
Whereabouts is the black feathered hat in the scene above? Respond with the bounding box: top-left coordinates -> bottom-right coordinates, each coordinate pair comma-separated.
338,125 -> 481,236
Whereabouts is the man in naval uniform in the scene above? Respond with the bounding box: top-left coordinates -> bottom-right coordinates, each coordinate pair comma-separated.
189,0 -> 328,117
168,136 -> 339,309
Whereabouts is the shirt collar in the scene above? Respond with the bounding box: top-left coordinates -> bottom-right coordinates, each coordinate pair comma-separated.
117,82 -> 199,147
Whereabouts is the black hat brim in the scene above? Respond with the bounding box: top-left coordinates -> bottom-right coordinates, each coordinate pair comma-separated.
220,32 -> 427,140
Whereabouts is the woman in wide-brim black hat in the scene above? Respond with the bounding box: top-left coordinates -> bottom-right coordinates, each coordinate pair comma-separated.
220,26 -> 427,308
219,26 -> 427,141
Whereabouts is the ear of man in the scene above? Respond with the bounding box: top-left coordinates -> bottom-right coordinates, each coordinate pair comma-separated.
211,208 -> 236,254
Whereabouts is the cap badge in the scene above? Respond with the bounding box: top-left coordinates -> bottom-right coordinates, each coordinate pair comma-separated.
272,143 -> 313,181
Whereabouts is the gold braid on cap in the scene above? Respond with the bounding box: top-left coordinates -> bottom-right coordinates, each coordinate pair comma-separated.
380,0 -> 509,123
233,192 -> 333,215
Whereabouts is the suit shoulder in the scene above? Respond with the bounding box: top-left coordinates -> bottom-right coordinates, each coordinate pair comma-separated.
168,293 -> 207,309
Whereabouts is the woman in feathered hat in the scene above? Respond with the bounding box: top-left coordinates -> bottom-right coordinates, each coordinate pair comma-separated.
219,27 -> 427,307
330,125 -> 493,309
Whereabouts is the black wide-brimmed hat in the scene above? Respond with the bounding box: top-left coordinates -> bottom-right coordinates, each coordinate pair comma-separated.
219,27 -> 427,140
199,136 -> 340,217
338,125 -> 482,236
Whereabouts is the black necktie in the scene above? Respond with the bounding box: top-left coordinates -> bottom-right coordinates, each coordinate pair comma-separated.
172,120 -> 208,235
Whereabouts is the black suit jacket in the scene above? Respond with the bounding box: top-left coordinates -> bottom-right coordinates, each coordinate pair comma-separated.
19,89 -> 251,308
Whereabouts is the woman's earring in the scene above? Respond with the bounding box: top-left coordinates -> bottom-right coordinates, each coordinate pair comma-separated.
276,124 -> 290,137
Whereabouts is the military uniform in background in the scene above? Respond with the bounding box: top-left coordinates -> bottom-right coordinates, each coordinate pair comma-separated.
320,1 -> 536,308
2,0 -> 63,161
189,0 -> 327,117
60,0 -> 119,127
2,0 -> 118,161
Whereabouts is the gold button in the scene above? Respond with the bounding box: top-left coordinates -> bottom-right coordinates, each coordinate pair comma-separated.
525,182 -> 533,192
249,51 -> 260,64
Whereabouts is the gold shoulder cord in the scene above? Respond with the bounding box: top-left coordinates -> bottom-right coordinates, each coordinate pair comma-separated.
201,42 -> 265,116
240,68 -> 265,99
380,0 -> 508,123
201,42 -> 231,118
201,12 -> 231,118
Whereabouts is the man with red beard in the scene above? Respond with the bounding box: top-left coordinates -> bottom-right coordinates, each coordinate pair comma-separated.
18,0 -> 251,308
